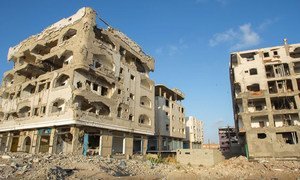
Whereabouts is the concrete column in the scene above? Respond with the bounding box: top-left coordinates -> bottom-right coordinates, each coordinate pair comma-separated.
142,136 -> 148,155
29,130 -> 35,153
157,136 -> 162,151
17,131 -> 25,152
71,126 -> 82,155
124,134 -> 133,156
48,128 -> 57,154
268,114 -> 275,127
100,132 -> 112,157
159,87 -> 162,96
288,62 -> 295,76
0,134 -> 2,151
243,114 -> 251,130
31,130 -> 39,154
265,96 -> 272,111
5,132 -> 13,152
291,76 -> 298,91
294,94 -> 300,110
265,97 -> 274,127
242,98 -> 248,113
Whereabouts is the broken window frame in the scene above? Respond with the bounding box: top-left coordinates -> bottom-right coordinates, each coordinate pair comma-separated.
257,133 -> 267,139
18,106 -> 31,118
51,99 -> 65,114
63,29 -> 77,41
263,52 -> 270,58
138,114 -> 150,125
247,83 -> 260,92
249,68 -> 258,75
276,132 -> 298,144
140,96 -> 151,108
54,74 -> 70,88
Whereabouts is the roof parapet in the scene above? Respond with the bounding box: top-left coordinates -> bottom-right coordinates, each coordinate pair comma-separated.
155,84 -> 185,100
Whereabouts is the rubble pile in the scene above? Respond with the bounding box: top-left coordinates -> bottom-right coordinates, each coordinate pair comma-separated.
168,156 -> 300,179
1,153 -> 300,179
0,152 -> 174,179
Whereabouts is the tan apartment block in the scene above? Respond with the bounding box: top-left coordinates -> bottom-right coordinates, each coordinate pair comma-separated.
148,85 -> 186,152
230,39 -> 300,159
0,7 -> 155,157
184,116 -> 204,149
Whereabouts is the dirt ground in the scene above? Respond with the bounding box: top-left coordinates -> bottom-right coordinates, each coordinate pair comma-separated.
0,152 -> 300,179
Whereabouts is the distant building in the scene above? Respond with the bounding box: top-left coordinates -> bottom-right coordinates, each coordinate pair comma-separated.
218,126 -> 238,153
148,85 -> 186,152
184,116 -> 204,149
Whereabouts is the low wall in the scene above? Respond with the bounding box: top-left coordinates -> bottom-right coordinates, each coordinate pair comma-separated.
176,149 -> 225,166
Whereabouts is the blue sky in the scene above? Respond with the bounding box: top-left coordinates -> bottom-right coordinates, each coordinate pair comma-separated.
0,0 -> 300,143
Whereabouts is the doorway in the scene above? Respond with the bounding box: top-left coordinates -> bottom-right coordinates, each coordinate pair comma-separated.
23,136 -> 31,153
133,136 -> 143,154
112,136 -> 124,155
11,137 -> 19,152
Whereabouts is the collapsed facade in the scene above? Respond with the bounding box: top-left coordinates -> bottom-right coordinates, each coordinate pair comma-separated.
230,40 -> 300,159
0,7 -> 155,156
184,116 -> 204,149
148,85 -> 186,152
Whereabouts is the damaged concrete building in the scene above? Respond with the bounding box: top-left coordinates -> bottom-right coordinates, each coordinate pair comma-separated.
184,116 -> 204,149
0,7 -> 155,157
230,40 -> 300,159
148,85 -> 186,152
218,126 -> 239,153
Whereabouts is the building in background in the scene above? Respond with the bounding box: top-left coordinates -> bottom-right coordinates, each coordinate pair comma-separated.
184,116 -> 204,149
230,40 -> 300,159
202,143 -> 220,150
148,85 -> 186,152
218,126 -> 239,153
0,7 -> 155,156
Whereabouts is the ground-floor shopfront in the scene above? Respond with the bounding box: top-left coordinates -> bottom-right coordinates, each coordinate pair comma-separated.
0,125 -> 148,157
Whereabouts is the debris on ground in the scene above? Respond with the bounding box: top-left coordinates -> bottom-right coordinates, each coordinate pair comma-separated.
0,152 -> 300,179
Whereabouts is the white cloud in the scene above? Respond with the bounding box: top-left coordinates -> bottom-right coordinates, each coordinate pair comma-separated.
209,29 -> 236,47
258,18 -> 279,31
155,38 -> 188,56
232,24 -> 260,50
209,23 -> 260,50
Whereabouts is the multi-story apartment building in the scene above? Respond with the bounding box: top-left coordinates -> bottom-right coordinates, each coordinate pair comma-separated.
148,85 -> 186,152
185,116 -> 203,149
218,126 -> 238,153
230,40 -> 300,159
0,7 -> 155,156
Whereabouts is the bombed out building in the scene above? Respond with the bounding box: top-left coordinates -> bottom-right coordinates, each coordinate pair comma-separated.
0,7 -> 155,156
230,40 -> 300,159
218,126 -> 239,153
